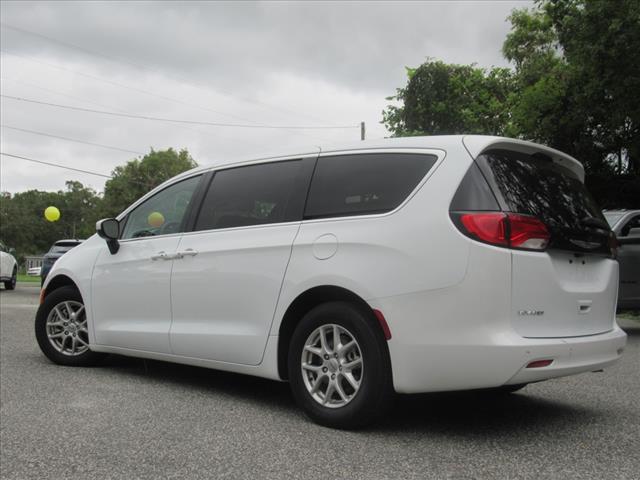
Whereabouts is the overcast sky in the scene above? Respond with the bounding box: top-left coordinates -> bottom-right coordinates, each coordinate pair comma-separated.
0,0 -> 531,194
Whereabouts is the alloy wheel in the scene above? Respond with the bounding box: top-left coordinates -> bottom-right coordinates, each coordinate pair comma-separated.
46,300 -> 89,356
301,323 -> 363,408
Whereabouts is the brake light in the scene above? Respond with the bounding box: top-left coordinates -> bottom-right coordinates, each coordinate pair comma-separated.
608,231 -> 618,258
456,212 -> 550,251
460,213 -> 508,246
508,214 -> 550,250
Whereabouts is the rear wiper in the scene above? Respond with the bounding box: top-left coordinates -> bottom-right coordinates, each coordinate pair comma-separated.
581,216 -> 610,231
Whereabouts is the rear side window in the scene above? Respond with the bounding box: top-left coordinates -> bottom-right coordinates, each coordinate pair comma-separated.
195,160 -> 303,231
304,153 -> 437,219
450,162 -> 500,211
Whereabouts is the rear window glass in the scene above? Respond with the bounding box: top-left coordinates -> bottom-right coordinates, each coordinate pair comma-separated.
478,149 -> 609,252
304,153 -> 436,219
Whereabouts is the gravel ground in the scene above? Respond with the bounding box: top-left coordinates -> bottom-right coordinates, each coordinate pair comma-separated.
1,284 -> 639,480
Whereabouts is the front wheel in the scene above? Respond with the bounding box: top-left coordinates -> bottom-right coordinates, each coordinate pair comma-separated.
35,286 -> 105,366
4,267 -> 17,290
288,301 -> 394,429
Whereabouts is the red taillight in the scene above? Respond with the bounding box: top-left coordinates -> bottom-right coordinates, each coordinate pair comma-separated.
608,231 -> 618,258
457,212 -> 550,251
508,214 -> 550,250
460,213 -> 508,246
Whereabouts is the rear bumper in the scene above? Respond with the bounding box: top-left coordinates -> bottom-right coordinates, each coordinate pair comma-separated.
388,325 -> 627,394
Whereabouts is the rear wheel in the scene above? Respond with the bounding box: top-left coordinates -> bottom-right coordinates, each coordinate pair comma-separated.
4,267 -> 17,290
288,301 -> 393,429
35,286 -> 105,366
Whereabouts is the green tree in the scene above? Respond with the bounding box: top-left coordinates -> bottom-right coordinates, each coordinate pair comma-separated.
101,148 -> 197,218
0,181 -> 101,259
382,61 -> 514,137
504,0 -> 640,175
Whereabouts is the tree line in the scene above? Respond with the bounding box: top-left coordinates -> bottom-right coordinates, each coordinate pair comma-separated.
0,148 -> 196,265
382,0 -> 639,207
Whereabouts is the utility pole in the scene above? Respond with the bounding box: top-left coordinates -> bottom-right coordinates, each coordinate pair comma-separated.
360,121 -> 365,141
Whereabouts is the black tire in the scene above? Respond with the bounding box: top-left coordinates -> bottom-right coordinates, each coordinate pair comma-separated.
479,383 -> 528,395
288,301 -> 394,429
35,285 -> 105,366
4,267 -> 17,290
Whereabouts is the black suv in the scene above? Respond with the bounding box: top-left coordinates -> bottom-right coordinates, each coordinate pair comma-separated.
41,240 -> 83,285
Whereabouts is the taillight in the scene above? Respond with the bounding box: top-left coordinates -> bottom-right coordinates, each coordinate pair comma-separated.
454,212 -> 550,251
608,231 -> 618,259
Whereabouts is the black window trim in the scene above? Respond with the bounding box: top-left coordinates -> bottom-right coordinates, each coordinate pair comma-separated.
302,148 -> 444,222
185,155 -> 318,234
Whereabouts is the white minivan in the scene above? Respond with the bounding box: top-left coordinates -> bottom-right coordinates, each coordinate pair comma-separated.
36,135 -> 627,428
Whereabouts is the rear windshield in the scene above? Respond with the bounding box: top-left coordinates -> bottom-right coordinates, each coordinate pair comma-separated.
477,149 -> 609,253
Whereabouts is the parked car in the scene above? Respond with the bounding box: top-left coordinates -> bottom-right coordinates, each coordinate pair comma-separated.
35,135 -> 627,428
604,209 -> 640,310
40,239 -> 83,285
0,241 -> 18,290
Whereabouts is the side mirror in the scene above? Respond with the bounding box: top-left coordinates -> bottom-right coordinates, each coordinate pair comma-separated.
96,218 -> 120,254
8,247 -> 15,255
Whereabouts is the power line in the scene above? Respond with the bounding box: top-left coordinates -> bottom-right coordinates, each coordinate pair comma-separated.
0,152 -> 157,189
0,73 -> 251,143
0,22 -> 337,128
1,94 -> 360,129
0,152 -> 112,178
1,124 -> 144,155
0,47 -> 331,144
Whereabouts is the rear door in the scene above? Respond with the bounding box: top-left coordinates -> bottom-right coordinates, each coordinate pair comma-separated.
169,156 -> 315,365
477,149 -> 617,338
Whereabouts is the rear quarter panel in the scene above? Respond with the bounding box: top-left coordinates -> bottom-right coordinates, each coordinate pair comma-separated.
271,145 -> 474,336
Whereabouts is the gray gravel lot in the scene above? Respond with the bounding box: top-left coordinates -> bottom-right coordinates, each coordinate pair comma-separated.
1,284 -> 639,480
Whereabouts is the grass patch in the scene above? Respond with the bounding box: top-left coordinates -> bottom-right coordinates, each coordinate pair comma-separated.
618,310 -> 640,323
17,274 -> 40,283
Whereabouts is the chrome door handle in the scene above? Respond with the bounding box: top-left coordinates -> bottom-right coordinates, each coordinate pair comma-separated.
176,249 -> 198,259
150,251 -> 170,261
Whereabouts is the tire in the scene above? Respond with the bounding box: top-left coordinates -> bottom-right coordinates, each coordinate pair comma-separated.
288,301 -> 394,429
479,383 -> 528,395
4,267 -> 17,290
35,285 -> 105,366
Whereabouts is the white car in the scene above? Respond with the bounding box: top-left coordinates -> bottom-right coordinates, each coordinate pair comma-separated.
35,135 -> 627,428
0,241 -> 18,290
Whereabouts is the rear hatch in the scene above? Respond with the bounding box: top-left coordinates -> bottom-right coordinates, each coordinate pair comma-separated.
477,149 -> 617,338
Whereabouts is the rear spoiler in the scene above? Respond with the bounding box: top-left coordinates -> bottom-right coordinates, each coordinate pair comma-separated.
462,136 -> 585,182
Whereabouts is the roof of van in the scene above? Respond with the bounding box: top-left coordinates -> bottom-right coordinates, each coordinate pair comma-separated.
172,135 -> 585,185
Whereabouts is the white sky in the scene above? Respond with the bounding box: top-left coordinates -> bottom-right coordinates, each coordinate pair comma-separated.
0,0 -> 531,194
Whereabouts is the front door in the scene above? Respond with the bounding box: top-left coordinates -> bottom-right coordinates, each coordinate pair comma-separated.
92,174 -> 202,353
170,157 -> 314,365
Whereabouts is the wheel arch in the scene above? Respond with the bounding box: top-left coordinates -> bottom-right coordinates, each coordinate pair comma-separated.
276,285 -> 388,380
43,274 -> 79,299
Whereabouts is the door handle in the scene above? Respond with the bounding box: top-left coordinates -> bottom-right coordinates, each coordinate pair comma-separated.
176,248 -> 198,259
150,251 -> 171,261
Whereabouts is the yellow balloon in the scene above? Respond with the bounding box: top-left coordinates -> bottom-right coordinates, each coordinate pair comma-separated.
147,211 -> 165,228
44,206 -> 60,222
